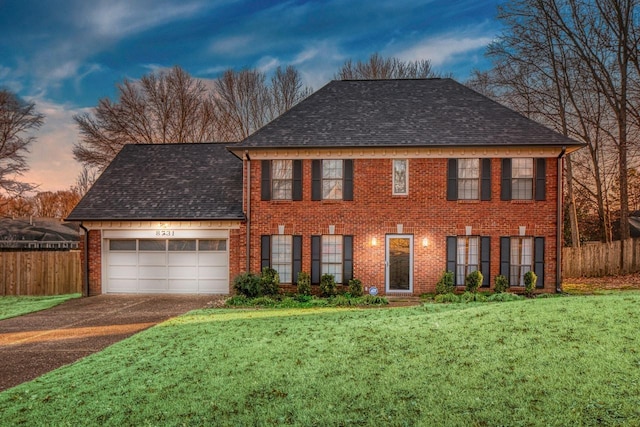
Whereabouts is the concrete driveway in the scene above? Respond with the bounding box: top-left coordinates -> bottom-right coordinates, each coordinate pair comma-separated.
0,294 -> 223,392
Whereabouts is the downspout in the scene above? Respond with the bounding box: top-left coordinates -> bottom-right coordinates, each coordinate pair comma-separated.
245,151 -> 251,273
79,223 -> 89,297
556,147 -> 566,293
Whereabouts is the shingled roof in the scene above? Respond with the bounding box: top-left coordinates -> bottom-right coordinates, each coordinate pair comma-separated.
67,143 -> 244,221
232,78 -> 582,150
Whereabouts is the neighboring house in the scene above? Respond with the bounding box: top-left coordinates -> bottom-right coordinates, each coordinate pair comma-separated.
68,78 -> 583,296
0,217 -> 79,250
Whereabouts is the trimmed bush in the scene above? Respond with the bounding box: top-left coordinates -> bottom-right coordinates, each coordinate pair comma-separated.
465,270 -> 483,294
320,274 -> 337,297
260,267 -> 280,296
524,270 -> 537,297
348,278 -> 364,297
460,291 -> 487,303
233,272 -> 262,298
435,271 -> 455,295
487,292 -> 524,302
297,272 -> 311,296
494,274 -> 509,294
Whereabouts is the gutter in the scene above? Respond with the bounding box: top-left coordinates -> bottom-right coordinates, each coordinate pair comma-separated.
245,150 -> 251,273
556,146 -> 567,293
79,222 -> 90,297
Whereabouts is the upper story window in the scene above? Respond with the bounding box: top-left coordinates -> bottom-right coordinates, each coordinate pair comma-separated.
393,159 -> 408,195
322,160 -> 343,199
511,158 -> 534,200
447,158 -> 491,201
457,159 -> 480,199
272,160 -> 293,200
501,158 -> 546,201
261,160 -> 302,201
312,160 -> 354,201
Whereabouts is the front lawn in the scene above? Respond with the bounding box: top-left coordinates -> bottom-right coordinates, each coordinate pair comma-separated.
0,294 -> 80,320
1,294 -> 639,425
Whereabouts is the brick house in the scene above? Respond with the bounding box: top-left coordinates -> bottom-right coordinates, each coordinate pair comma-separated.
68,78 -> 583,296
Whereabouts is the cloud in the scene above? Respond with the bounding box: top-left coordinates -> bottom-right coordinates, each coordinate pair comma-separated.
395,35 -> 493,67
84,0 -> 209,38
209,35 -> 255,56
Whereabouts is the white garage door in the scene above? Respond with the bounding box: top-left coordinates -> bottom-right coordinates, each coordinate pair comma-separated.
106,239 -> 228,294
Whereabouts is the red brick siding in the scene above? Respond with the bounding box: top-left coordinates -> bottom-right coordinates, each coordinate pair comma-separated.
86,229 -> 102,296
243,157 -> 559,295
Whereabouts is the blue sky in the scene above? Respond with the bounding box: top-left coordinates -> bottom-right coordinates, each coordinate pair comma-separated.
0,0 -> 503,191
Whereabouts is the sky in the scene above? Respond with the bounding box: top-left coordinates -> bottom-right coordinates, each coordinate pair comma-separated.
0,0 -> 503,192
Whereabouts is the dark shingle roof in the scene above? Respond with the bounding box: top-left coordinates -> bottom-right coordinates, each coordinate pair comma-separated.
67,143 -> 244,221
233,78 -> 581,149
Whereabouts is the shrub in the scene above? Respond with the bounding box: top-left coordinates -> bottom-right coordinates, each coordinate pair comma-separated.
260,267 -> 280,296
225,295 -> 249,306
465,270 -> 483,294
524,270 -> 538,297
297,272 -> 311,296
294,294 -> 313,303
435,271 -> 455,295
348,278 -> 364,297
251,296 -> 277,306
233,272 -> 262,298
434,293 -> 460,303
460,291 -> 487,303
319,274 -> 337,297
359,295 -> 389,305
487,292 -> 524,302
494,274 -> 509,294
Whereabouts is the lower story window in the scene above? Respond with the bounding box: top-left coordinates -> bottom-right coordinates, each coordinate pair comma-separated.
322,235 -> 343,284
510,237 -> 533,286
456,236 -> 479,286
271,235 -> 293,283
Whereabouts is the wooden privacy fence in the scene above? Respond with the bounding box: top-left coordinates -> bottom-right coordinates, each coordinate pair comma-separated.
0,251 -> 83,296
562,238 -> 640,278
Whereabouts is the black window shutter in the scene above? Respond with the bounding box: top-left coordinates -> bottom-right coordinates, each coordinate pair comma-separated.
343,235 -> 353,284
535,158 -> 546,201
311,235 -> 321,284
447,159 -> 458,201
292,160 -> 303,201
343,160 -> 353,201
500,237 -> 510,282
312,160 -> 321,201
261,160 -> 271,201
260,235 -> 271,270
446,237 -> 457,282
293,236 -> 302,284
481,236 -> 490,287
534,237 -> 545,288
501,159 -> 512,201
481,158 -> 491,201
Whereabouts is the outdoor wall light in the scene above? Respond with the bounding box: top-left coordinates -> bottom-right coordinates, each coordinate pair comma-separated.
371,237 -> 378,246
422,238 -> 429,247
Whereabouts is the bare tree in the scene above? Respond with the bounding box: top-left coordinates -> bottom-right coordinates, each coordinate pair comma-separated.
73,166 -> 98,197
335,52 -> 446,80
270,66 -> 313,118
215,66 -> 312,141
0,89 -> 44,196
73,66 -> 223,170
473,0 -> 640,245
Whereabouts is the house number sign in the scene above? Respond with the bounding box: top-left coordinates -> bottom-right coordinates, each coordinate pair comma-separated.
155,230 -> 176,237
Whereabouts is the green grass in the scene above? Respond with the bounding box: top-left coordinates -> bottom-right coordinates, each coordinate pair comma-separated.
1,294 -> 640,426
0,294 -> 80,320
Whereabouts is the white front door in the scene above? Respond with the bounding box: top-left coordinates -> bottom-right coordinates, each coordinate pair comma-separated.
386,235 -> 413,293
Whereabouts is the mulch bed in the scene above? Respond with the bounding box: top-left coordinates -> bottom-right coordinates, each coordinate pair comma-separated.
562,272 -> 640,293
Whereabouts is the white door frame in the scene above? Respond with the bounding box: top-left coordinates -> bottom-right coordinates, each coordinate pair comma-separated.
385,234 -> 414,293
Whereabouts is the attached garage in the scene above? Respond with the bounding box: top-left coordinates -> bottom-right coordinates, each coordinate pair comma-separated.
66,143 -> 245,296
104,231 -> 230,294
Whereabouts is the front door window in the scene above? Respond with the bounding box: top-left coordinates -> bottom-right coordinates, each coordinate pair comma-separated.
386,235 -> 413,292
